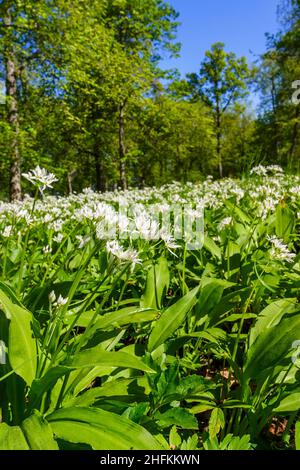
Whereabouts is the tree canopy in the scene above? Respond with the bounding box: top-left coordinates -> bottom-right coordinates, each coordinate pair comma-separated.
0,0 -> 299,200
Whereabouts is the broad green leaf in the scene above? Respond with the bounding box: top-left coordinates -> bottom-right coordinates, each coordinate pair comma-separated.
48,407 -> 163,450
21,411 -> 59,450
67,347 -> 154,373
212,287 -> 252,321
90,307 -> 158,331
275,204 -> 295,243
0,282 -> 24,307
29,366 -> 70,409
0,289 -> 37,385
141,257 -> 169,309
67,377 -> 150,407
72,366 -> 116,395
249,298 -> 298,346
148,286 -> 199,352
244,314 -> 300,382
0,423 -> 29,450
195,278 -> 235,324
203,236 -> 221,260
274,393 -> 300,413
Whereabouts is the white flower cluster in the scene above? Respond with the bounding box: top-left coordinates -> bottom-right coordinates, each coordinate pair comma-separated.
22,166 -> 58,193
218,217 -> 233,231
49,291 -> 69,308
267,235 -> 296,263
106,240 -> 141,269
0,166 -> 299,259
250,165 -> 284,177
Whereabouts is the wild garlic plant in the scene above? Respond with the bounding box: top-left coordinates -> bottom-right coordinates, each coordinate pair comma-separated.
0,166 -> 299,450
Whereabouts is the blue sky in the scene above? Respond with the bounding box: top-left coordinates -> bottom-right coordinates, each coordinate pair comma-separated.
162,0 -> 280,75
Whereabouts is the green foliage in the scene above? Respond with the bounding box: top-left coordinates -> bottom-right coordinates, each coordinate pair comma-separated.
0,172 -> 299,449
1,0 -> 299,199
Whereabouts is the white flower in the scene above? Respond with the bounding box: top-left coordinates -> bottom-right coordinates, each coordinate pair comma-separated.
49,219 -> 64,233
76,235 -> 91,248
53,233 -> 64,243
49,290 -> 56,304
218,217 -> 233,231
160,231 -> 180,256
106,240 -> 141,269
250,165 -> 268,177
3,225 -> 12,238
43,245 -> 52,254
134,210 -> 159,240
250,165 -> 284,177
49,290 -> 69,308
55,295 -> 69,307
267,235 -> 296,263
22,166 -> 58,193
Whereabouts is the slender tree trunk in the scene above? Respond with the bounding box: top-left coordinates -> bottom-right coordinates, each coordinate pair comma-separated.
216,104 -> 223,178
67,170 -> 77,195
94,148 -> 106,192
118,102 -> 127,190
4,8 -> 22,201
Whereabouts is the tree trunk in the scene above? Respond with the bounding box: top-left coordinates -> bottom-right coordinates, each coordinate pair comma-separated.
67,170 -> 77,195
4,8 -> 22,201
119,103 -> 127,190
94,148 -> 106,192
216,104 -> 223,178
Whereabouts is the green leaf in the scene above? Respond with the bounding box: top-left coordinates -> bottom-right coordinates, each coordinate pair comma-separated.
195,279 -> 234,323
169,425 -> 182,449
274,393 -> 300,413
244,314 -> 300,382
148,286 -> 199,352
0,289 -> 37,386
29,366 -> 70,409
209,408 -> 225,438
48,407 -> 163,450
190,403 -> 215,414
0,423 -> 29,450
90,307 -> 158,331
21,411 -> 59,450
225,201 -> 251,225
249,298 -> 298,346
155,408 -> 198,430
67,377 -> 150,407
203,236 -> 221,260
67,347 -> 154,373
275,204 -> 295,243
141,257 -> 169,310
